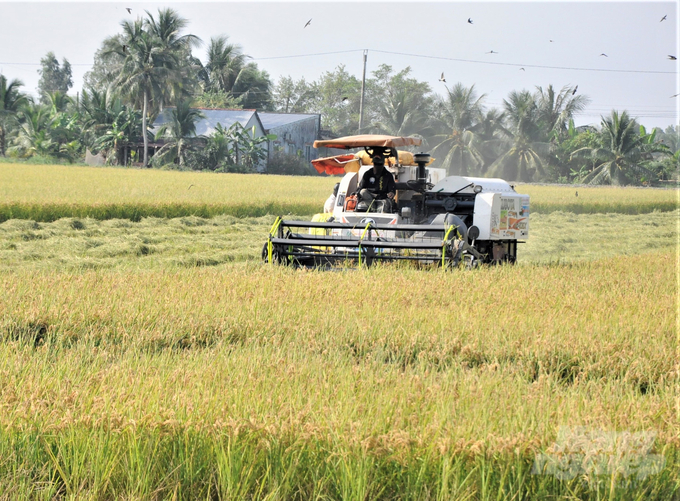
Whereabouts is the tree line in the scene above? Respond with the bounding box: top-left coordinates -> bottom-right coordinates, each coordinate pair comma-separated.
0,8 -> 677,184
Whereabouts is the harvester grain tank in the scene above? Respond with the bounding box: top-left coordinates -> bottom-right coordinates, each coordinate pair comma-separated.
264,135 -> 529,268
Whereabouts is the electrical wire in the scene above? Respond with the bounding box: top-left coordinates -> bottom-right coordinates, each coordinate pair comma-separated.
369,49 -> 677,75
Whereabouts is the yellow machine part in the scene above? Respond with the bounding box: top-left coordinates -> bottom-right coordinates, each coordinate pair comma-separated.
354,150 -> 433,166
309,213 -> 333,252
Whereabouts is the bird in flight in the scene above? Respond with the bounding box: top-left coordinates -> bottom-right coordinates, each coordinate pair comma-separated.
549,39 -> 554,43
304,18 -> 312,28
599,53 -> 608,57
670,94 -> 679,98
519,68 -> 525,71
660,14 -> 667,22
188,184 -> 195,190
126,7 -> 131,14
439,72 -> 446,82
486,50 -> 498,54
467,18 -> 473,24
669,55 -> 677,60
572,85 -> 578,95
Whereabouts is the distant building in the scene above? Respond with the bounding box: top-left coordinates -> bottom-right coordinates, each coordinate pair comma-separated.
258,112 -> 321,162
152,107 -> 268,170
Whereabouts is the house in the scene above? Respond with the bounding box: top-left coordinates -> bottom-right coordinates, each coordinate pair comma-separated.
258,112 -> 321,162
147,108 -> 341,172
151,107 -> 268,170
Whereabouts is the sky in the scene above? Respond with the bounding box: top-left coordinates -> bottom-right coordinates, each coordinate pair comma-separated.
0,0 -> 677,130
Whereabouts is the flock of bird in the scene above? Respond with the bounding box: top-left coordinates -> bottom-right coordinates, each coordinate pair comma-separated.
298,11 -> 677,98
120,8 -> 677,99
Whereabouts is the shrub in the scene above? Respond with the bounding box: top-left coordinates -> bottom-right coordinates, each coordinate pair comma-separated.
266,150 -> 316,176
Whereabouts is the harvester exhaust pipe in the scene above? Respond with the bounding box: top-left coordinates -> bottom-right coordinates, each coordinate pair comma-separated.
414,152 -> 430,185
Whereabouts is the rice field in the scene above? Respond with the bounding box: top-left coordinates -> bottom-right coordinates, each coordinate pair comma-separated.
0,163 -> 678,499
0,163 -> 677,222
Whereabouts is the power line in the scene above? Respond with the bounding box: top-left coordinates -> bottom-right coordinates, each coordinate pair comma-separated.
252,49 -> 363,61
0,62 -> 93,67
370,49 -> 677,75
2,47 -> 675,75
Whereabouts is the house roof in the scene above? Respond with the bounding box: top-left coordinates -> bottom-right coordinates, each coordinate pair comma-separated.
259,112 -> 319,131
152,108 -> 262,137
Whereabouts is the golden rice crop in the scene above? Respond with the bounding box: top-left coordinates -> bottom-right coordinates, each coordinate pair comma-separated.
517,183 -> 678,214
0,251 -> 675,450
1,164 -> 677,222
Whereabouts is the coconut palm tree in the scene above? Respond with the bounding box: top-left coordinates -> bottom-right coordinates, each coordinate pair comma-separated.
430,83 -> 487,175
144,8 -> 201,107
9,104 -> 54,158
535,84 -> 590,139
103,19 -> 174,167
571,110 -> 668,185
198,36 -> 250,95
153,100 -> 205,167
0,75 -> 29,156
488,90 -> 549,181
196,36 -> 272,110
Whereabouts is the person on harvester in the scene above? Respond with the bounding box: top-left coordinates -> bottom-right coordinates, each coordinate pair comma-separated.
356,154 -> 396,212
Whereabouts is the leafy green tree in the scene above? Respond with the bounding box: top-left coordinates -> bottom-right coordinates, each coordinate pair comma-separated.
550,121 -> 601,182
488,90 -> 549,181
232,65 -> 272,110
656,125 -> 679,153
430,83 -> 487,175
37,52 -> 73,104
272,76 -> 315,113
192,89 -> 242,109
367,65 -> 433,139
571,111 -> 668,185
83,44 -> 123,92
226,122 -> 275,172
0,75 -> 29,156
309,65 -> 361,136
153,100 -> 205,167
92,104 -> 143,166
189,123 -> 235,171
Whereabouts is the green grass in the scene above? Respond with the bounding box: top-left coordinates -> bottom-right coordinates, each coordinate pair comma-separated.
0,429 -> 675,499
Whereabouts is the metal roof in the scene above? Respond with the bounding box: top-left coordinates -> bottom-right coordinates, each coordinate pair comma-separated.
259,112 -> 319,130
152,108 -> 259,136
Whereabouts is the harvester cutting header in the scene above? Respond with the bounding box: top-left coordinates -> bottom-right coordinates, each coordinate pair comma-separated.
264,135 -> 529,268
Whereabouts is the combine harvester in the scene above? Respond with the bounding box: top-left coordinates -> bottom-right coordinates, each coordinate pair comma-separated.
264,135 -> 529,268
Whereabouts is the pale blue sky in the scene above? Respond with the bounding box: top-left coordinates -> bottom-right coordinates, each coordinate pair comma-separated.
0,1 -> 677,129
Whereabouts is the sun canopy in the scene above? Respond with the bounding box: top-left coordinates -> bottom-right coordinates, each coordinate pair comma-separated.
311,154 -> 361,175
313,135 -> 422,150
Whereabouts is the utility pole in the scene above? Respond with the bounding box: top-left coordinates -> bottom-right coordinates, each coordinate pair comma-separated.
358,49 -> 367,133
